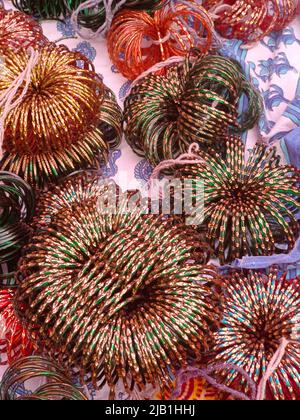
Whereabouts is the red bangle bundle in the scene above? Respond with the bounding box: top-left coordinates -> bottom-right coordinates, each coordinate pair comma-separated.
0,289 -> 33,365
0,7 -> 47,50
107,1 -> 215,80
203,0 -> 298,43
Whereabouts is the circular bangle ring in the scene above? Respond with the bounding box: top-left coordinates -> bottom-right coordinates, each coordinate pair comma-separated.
124,54 -> 262,167
107,1 -> 215,80
0,44 -> 122,187
0,356 -> 88,400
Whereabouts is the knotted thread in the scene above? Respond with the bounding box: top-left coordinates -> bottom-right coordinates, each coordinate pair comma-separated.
173,338 -> 300,400
150,142 -> 203,180
151,31 -> 171,46
0,47 -> 39,160
256,338 -> 299,401
173,363 -> 256,401
170,0 -> 223,48
126,55 -> 188,98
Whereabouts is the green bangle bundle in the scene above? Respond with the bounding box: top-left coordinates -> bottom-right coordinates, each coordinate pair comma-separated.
12,0 -> 69,20
0,356 -> 88,400
124,54 -> 262,168
12,0 -> 162,28
15,172 -> 220,396
176,136 -> 300,264
0,172 -> 35,286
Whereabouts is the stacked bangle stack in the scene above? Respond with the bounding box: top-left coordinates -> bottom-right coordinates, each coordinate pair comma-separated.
124,54 -> 262,166
0,44 -> 122,187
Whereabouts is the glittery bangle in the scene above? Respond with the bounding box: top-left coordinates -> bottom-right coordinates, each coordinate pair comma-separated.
0,288 -> 34,364
124,54 -> 262,167
15,172 -> 220,396
0,7 -> 47,50
212,270 -> 300,400
0,44 -> 122,187
0,356 -> 88,400
107,2 -> 215,80
0,171 -> 35,283
203,0 -> 298,43
12,0 -> 162,27
175,136 -> 300,263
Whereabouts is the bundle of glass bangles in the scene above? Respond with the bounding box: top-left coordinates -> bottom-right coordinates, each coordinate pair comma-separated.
0,0 -> 300,401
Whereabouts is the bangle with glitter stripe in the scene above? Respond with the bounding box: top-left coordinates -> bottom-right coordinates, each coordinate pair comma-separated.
0,7 -> 47,50
0,44 -> 122,187
175,136 -> 300,263
0,356 -> 88,400
203,0 -> 298,44
124,54 -> 262,167
14,172 -> 221,397
0,172 -> 35,285
107,1 -> 216,80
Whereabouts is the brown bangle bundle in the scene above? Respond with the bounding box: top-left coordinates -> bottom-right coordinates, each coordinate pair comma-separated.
14,172 -> 221,397
124,54 -> 262,167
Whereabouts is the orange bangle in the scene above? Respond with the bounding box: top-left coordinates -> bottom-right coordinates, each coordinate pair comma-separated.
107,1 -> 214,80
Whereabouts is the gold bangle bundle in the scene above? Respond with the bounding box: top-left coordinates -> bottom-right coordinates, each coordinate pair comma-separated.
0,44 -> 122,187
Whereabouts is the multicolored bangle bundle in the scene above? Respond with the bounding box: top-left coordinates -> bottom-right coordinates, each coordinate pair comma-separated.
0,0 -> 299,401
175,137 -> 300,263
0,356 -> 88,400
11,0 -> 299,44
